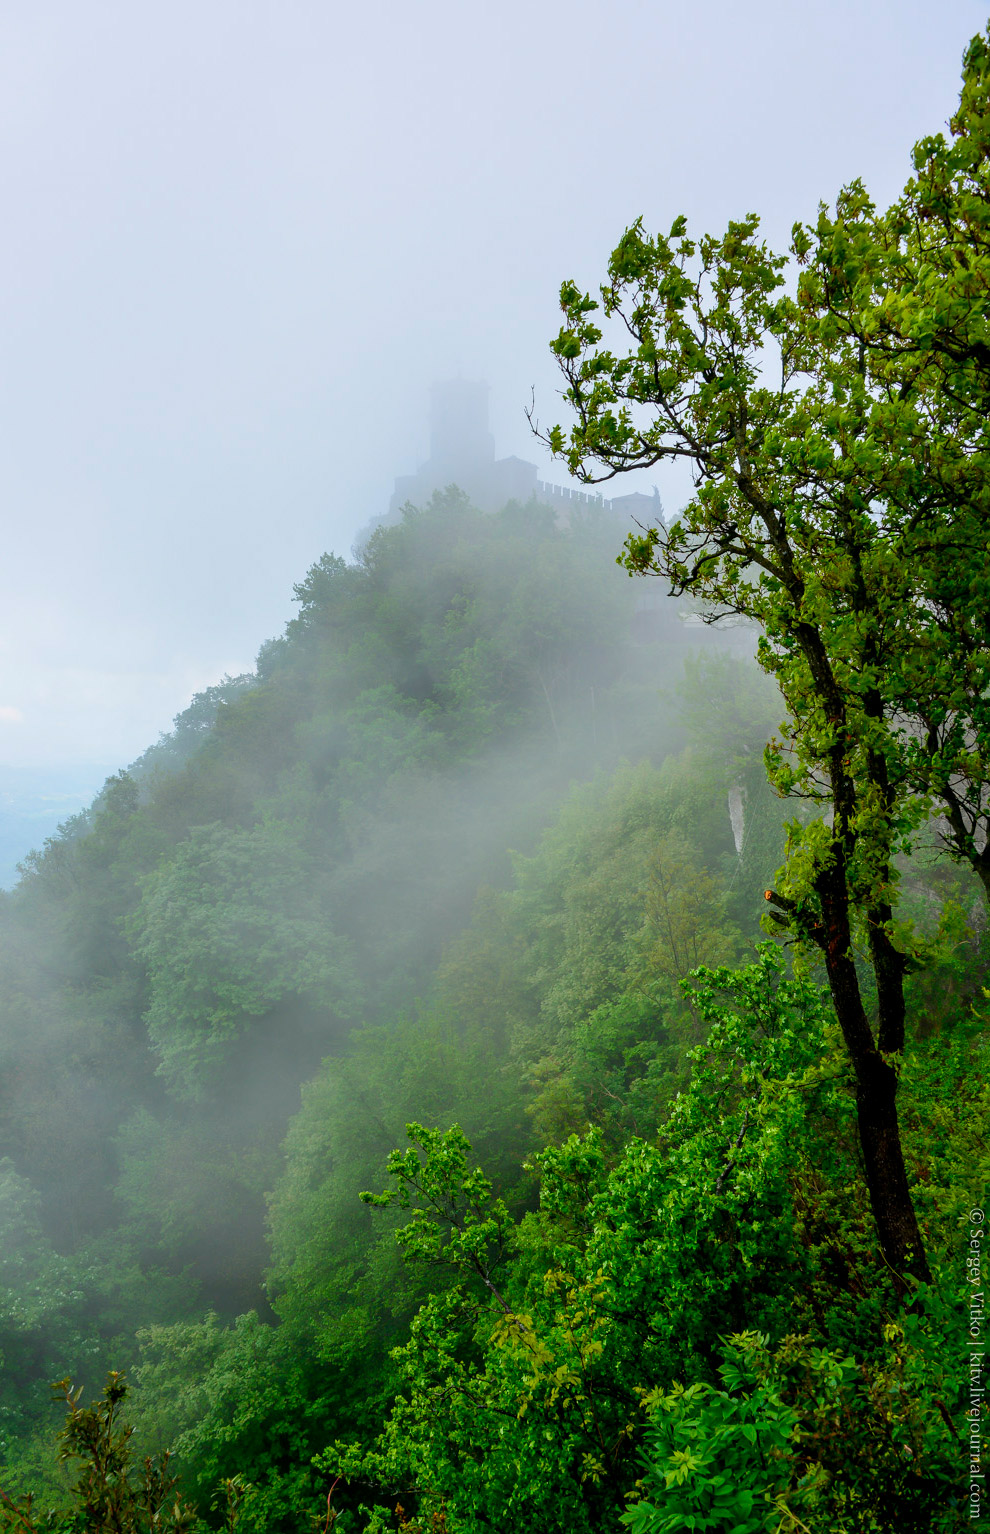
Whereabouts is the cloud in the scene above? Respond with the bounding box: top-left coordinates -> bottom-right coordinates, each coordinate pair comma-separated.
0,707 -> 24,725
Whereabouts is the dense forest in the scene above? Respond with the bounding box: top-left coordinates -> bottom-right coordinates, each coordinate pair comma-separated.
3,24 -> 990,1534
0,492 -> 781,1521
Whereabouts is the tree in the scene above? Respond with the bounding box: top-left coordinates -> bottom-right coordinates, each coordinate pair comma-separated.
794,26 -> 990,901
131,818 -> 361,1097
326,951 -> 968,1531
0,1375 -> 200,1534
532,29 -> 990,1282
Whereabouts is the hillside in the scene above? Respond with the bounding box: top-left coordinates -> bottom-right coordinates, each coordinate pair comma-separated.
0,488 -> 979,1532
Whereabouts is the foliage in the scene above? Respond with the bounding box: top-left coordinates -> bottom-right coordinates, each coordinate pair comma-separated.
793,27 -> 990,906
624,1320 -> 963,1534
0,1163 -> 91,1451
0,1375 -> 201,1534
325,948 -> 971,1532
492,754 -> 744,1140
130,1315 -> 331,1534
532,35 -> 990,1281
131,818 -> 361,1097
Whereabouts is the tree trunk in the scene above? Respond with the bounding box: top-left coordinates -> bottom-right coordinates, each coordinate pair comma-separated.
855,1052 -> 930,1286
868,910 -> 907,1055
817,860 -> 931,1286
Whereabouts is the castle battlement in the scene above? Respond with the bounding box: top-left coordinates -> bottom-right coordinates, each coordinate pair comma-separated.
388,382 -> 665,530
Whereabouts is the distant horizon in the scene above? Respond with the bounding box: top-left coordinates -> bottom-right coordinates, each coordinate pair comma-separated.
0,759 -> 121,887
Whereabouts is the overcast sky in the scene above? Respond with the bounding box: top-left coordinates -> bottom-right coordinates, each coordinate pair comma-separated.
0,0 -> 985,772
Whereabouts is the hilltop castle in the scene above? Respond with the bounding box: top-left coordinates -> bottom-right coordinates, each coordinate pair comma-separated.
389,379 -> 663,528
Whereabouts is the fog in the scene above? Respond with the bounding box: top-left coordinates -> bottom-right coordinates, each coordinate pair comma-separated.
0,482 -> 770,1317
1,9 -> 984,1504
1,0 -> 983,779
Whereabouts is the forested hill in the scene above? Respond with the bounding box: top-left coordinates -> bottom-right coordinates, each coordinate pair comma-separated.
0,488 -> 978,1531
0,495 -> 742,1440
2,492 -> 677,1278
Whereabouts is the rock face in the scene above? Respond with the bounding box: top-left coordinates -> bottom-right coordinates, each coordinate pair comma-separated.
728,784 -> 745,856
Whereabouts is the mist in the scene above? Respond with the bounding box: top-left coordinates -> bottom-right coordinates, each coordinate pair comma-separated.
0,5 -> 983,1525
1,0 -> 982,779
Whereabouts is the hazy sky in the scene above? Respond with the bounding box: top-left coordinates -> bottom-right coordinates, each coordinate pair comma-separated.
1,0 -> 985,770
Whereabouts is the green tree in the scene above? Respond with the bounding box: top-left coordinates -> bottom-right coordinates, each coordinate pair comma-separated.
640,829 -> 739,990
0,1163 -> 90,1448
0,1375 -> 200,1534
793,26 -> 990,906
534,36 -> 990,1281
327,949 -> 969,1531
131,1315 -> 328,1534
623,1323 -> 962,1534
131,818 -> 361,1097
